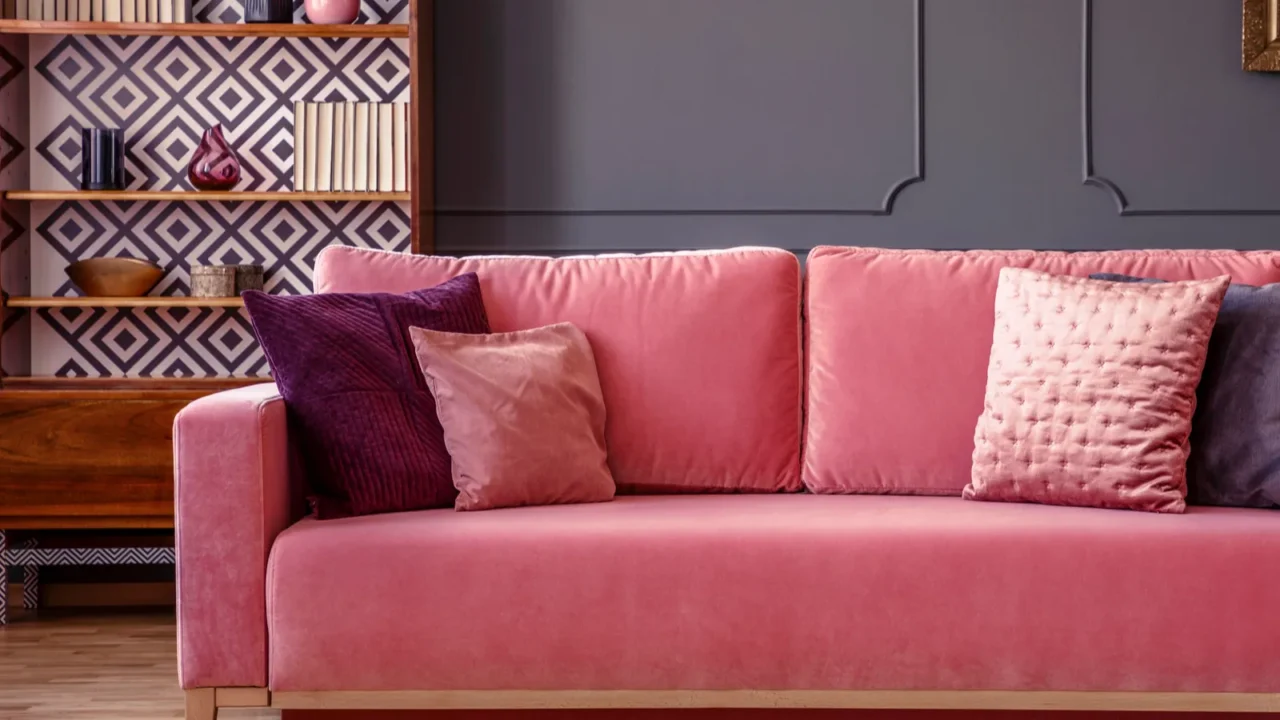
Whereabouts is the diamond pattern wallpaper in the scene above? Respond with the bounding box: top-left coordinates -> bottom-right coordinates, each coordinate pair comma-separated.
31,31 -> 410,191
2,2 -> 413,378
0,34 -> 29,378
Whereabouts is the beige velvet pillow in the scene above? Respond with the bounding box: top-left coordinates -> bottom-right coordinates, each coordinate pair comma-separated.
409,322 -> 616,511
965,268 -> 1228,513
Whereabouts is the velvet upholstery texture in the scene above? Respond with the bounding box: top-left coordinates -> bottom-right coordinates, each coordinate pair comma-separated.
1092,274 -> 1280,509
175,383 -> 296,689
965,269 -> 1228,513
803,247 -> 1280,495
282,707 -> 1280,712
242,274 -> 490,517
410,323 -> 615,511
314,247 -> 803,493
266,495 -> 1280,693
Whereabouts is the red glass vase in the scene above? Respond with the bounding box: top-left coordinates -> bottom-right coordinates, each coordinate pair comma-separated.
188,124 -> 241,191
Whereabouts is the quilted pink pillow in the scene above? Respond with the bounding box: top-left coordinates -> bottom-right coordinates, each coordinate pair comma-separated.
965,268 -> 1229,513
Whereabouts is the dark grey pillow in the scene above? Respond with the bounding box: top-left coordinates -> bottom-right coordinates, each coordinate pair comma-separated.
1091,273 -> 1280,508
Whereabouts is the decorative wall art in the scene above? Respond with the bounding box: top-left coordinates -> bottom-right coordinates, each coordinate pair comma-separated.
1243,0 -> 1280,70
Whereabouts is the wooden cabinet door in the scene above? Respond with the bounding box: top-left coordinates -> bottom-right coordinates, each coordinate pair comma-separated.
0,390 -> 213,529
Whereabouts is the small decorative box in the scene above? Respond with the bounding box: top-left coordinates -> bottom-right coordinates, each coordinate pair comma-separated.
233,264 -> 265,293
189,264 -> 237,298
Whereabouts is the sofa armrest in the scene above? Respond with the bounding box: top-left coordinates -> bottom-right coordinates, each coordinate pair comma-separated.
175,383 -> 298,689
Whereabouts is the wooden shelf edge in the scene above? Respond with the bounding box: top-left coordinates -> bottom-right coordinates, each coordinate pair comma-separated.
0,516 -> 175,529
1,377 -> 270,391
0,19 -> 409,37
6,296 -> 245,308
3,190 -> 410,202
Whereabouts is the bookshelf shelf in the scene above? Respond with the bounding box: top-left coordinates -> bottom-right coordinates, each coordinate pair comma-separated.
1,376 -> 267,390
4,190 -> 410,201
0,19 -> 410,37
5,296 -> 245,307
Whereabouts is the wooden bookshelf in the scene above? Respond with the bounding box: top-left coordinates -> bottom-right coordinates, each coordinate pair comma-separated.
0,0 -> 432,531
409,0 -> 431,255
5,296 -> 245,308
0,19 -> 409,37
4,190 -> 410,202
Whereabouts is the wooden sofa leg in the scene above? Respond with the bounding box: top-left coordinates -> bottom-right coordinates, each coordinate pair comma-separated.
185,689 -> 217,720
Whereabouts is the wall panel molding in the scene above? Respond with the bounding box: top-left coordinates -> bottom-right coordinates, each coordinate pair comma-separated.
437,0 -> 925,218
1080,0 -> 1280,216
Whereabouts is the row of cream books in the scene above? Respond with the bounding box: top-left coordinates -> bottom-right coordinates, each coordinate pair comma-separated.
3,0 -> 193,21
295,101 -> 408,193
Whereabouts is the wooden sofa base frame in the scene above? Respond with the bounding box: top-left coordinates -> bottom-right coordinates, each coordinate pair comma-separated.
185,688 -> 1280,718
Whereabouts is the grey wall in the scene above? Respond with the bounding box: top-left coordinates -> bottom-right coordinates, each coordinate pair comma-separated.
435,0 -> 1280,255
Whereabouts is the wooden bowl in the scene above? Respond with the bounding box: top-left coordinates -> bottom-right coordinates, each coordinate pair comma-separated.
66,257 -> 164,297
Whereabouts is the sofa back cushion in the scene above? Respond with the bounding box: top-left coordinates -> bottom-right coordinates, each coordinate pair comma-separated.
804,247 -> 1280,495
316,247 -> 803,494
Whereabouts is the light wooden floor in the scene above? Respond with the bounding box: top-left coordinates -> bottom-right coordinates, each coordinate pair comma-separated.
0,609 -> 277,720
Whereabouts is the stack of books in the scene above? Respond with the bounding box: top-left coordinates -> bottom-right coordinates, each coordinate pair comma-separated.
293,101 -> 409,193
5,0 -> 192,21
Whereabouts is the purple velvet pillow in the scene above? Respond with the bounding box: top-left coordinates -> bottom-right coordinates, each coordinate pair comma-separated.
243,273 -> 490,518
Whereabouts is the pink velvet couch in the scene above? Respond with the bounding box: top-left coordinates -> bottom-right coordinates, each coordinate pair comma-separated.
175,246 -> 1280,720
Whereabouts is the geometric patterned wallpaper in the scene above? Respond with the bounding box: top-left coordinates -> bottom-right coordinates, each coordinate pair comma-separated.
2,0 -> 412,378
27,198 -> 409,376
0,34 -> 30,379
34,305 -> 271,377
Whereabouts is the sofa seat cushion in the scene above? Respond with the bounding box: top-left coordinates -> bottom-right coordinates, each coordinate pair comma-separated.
267,495 -> 1280,693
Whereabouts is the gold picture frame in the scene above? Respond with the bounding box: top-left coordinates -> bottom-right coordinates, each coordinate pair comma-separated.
1244,0 -> 1280,70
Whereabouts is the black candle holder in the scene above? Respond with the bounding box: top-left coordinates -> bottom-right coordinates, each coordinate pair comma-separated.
81,128 -> 125,191
244,0 -> 293,23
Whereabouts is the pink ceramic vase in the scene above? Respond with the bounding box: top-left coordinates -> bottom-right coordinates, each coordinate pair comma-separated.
304,0 -> 359,24
188,124 -> 241,191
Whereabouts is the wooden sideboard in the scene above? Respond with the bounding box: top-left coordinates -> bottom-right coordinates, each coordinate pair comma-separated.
0,381 -> 254,530
0,382 -> 257,622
